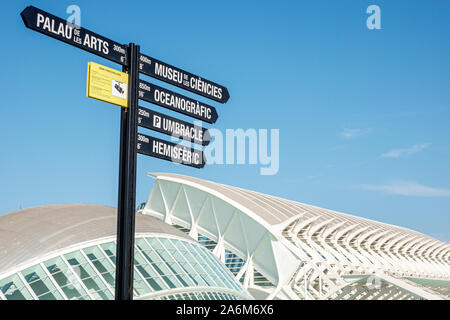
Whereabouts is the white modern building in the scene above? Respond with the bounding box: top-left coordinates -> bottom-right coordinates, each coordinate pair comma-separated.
1,173 -> 449,300
0,204 -> 252,300
141,173 -> 450,300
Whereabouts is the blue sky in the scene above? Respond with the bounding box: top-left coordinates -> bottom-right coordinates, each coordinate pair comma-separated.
1,1 -> 449,241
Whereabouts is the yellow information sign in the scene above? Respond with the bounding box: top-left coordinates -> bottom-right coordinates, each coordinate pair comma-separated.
86,62 -> 129,108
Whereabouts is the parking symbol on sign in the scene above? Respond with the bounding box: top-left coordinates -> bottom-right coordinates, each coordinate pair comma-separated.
153,115 -> 161,129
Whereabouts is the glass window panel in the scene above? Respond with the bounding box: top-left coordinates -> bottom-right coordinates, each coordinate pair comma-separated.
135,238 -> 152,250
94,267 -> 115,288
133,278 -> 151,296
136,247 -> 180,289
134,250 -> 167,291
141,274 -> 164,292
166,249 -> 188,263
182,243 -> 220,287
212,292 -> 220,300
64,251 -> 113,300
132,265 -> 152,296
146,237 -> 165,251
64,251 -> 96,280
151,244 -> 176,264
172,239 -> 190,255
159,238 -> 177,251
172,241 -> 215,286
83,246 -> 115,288
43,256 -> 90,300
0,274 -> 33,300
38,292 -> 58,300
201,292 -> 209,300
177,262 -> 204,286
172,240 -> 201,264
138,238 -> 245,297
194,292 -> 202,300
191,244 -> 229,287
203,249 -> 242,291
164,275 -> 180,289
183,260 -> 209,286
142,248 -> 163,264
170,263 -> 194,287
22,265 -> 63,300
143,238 -> 192,287
100,242 -> 117,264
82,277 -> 113,300
164,261 -> 191,287
165,246 -> 187,263
214,250 -> 241,281
198,245 -> 242,291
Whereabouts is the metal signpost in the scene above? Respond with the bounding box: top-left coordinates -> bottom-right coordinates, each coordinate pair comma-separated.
21,5 -> 229,300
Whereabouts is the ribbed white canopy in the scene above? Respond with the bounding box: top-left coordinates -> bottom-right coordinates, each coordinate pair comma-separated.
0,204 -> 191,272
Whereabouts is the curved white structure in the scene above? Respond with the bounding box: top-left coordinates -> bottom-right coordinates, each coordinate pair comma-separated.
0,204 -> 251,300
142,173 -> 450,300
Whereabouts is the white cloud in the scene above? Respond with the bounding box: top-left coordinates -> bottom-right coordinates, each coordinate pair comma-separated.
340,128 -> 372,139
381,143 -> 431,158
360,181 -> 450,197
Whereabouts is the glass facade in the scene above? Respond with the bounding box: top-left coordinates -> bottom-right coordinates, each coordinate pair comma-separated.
182,229 -> 274,288
0,235 -> 251,300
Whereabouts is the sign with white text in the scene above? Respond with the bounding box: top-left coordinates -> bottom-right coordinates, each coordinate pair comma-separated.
137,133 -> 206,168
21,6 -> 128,65
138,106 -> 210,146
138,80 -> 218,123
139,53 -> 229,104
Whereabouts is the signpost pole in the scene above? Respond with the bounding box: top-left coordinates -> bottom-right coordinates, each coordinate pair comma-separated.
20,5 -> 229,299
115,43 -> 139,300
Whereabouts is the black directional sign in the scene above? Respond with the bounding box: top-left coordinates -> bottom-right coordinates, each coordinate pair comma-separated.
21,5 -> 228,300
137,133 -> 206,168
138,107 -> 210,146
138,80 -> 218,124
139,54 -> 229,104
21,6 -> 128,66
